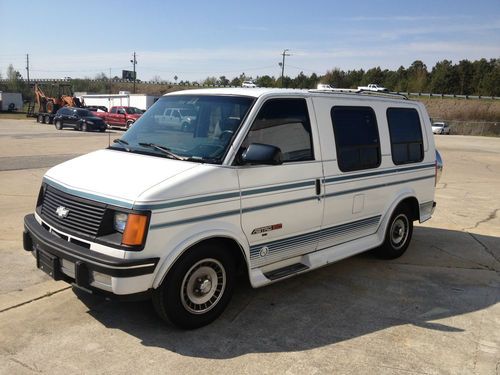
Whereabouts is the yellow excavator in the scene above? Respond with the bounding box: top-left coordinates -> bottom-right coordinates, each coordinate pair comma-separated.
28,83 -> 84,124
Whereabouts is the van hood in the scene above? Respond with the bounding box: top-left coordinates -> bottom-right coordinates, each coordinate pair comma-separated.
44,149 -> 199,208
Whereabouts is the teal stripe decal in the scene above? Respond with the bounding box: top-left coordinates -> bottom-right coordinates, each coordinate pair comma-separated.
324,163 -> 435,184
325,175 -> 434,198
242,196 -> 317,213
134,191 -> 240,210
242,180 -> 315,196
43,177 -> 134,209
150,209 -> 241,229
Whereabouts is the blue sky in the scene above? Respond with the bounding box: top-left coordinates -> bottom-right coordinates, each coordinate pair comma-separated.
0,0 -> 499,81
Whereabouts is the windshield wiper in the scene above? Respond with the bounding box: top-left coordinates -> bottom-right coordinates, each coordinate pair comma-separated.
138,142 -> 185,160
112,138 -> 131,151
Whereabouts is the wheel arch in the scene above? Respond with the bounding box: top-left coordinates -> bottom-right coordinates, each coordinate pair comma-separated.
152,232 -> 249,289
377,190 -> 420,244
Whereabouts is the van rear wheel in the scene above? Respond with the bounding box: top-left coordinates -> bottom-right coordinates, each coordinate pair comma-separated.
375,204 -> 413,259
152,243 -> 235,329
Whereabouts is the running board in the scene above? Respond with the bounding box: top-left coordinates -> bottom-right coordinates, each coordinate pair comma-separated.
264,263 -> 309,281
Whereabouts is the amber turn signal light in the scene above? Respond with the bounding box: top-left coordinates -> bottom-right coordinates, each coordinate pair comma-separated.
122,213 -> 148,246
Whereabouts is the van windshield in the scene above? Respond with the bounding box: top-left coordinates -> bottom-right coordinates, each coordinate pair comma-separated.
113,95 -> 254,163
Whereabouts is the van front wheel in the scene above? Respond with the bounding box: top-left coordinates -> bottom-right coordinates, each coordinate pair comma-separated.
152,243 -> 235,329
375,204 -> 413,259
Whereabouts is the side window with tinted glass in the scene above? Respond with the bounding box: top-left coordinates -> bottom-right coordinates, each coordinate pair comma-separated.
331,106 -> 381,172
387,108 -> 424,165
242,98 -> 313,162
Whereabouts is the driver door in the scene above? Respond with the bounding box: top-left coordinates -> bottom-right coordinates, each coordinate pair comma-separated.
238,98 -> 324,269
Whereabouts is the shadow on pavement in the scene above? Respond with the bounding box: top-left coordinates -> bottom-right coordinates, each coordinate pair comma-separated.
76,226 -> 500,359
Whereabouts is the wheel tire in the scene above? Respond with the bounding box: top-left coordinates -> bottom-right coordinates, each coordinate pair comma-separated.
37,114 -> 44,123
152,243 -> 235,329
99,127 -> 106,132
126,121 -> 133,129
181,122 -> 189,132
375,204 -> 413,259
81,123 -> 88,132
44,116 -> 52,124
54,120 -> 63,130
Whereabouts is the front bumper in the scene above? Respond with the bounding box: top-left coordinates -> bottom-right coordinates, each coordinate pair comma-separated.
23,214 -> 158,299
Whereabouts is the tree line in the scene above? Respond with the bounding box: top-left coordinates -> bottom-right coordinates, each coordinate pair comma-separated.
1,58 -> 499,100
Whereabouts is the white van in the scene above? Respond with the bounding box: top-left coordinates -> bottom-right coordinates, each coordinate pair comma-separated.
23,88 -> 438,328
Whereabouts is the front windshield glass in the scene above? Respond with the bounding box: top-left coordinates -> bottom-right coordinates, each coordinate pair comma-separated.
76,109 -> 91,116
125,107 -> 142,114
113,95 -> 254,163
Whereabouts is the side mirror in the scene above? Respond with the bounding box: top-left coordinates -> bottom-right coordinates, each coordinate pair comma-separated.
241,143 -> 283,165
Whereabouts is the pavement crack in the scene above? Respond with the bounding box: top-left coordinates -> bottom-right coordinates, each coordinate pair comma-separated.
430,244 -> 496,271
0,286 -> 71,314
10,358 -> 42,373
467,232 -> 500,266
463,208 -> 499,231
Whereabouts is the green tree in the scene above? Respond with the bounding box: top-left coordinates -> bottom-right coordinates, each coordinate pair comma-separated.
430,60 -> 459,94
203,76 -> 217,86
456,60 -> 474,95
218,75 -> 229,86
255,75 -> 275,87
406,60 -> 428,92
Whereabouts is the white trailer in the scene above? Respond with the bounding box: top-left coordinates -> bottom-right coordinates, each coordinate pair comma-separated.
0,92 -> 23,111
76,93 -> 159,111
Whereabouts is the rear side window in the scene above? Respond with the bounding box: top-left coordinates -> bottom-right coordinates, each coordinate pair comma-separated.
387,108 -> 424,165
243,98 -> 313,162
330,106 -> 380,172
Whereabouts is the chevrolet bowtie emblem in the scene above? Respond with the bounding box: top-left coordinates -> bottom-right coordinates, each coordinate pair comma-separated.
56,206 -> 70,219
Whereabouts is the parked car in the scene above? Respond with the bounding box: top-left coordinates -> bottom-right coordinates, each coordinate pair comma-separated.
317,84 -> 335,90
432,121 -> 450,135
242,81 -> 257,88
53,107 -> 107,132
23,88 -> 439,329
154,107 -> 197,131
92,106 -> 142,129
357,84 -> 389,92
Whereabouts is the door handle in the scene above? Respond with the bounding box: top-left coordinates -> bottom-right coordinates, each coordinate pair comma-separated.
315,179 -> 322,196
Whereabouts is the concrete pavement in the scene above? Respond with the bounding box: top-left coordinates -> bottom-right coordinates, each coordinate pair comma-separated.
0,119 -> 498,374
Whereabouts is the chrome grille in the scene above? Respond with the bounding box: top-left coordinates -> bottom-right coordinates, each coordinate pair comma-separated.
40,185 -> 105,237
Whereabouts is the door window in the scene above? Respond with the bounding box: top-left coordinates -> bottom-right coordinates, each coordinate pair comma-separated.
242,98 -> 313,162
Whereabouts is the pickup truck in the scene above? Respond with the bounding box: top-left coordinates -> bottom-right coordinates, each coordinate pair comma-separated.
93,106 -> 143,129
357,84 -> 389,92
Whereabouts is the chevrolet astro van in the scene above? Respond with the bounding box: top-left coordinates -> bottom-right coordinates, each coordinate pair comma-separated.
23,88 -> 439,328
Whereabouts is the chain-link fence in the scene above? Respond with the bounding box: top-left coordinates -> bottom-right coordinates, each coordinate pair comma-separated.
445,121 -> 500,136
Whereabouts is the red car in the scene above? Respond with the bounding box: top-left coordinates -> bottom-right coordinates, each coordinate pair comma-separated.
93,106 -> 142,129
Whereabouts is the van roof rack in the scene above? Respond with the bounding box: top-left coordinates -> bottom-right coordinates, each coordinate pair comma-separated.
309,88 -> 408,100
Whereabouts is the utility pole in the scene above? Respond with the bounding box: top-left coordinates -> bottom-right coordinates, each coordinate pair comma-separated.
130,52 -> 137,93
109,68 -> 112,94
25,53 -> 30,87
281,49 -> 290,88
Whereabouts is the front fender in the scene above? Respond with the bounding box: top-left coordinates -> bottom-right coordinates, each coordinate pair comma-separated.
151,224 -> 249,289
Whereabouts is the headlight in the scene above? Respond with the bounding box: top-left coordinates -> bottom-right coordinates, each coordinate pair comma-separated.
113,211 -> 149,247
113,212 -> 128,233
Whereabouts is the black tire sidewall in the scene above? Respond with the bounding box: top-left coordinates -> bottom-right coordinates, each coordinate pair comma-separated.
55,120 -> 62,130
377,204 -> 413,259
154,244 -> 236,329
